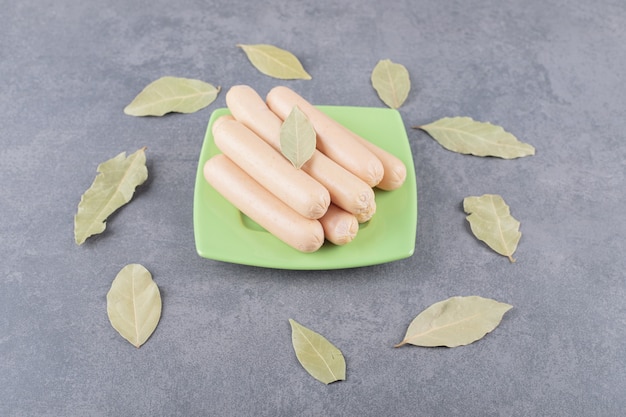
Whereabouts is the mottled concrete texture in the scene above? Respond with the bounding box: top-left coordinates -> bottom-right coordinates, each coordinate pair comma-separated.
1,0 -> 625,416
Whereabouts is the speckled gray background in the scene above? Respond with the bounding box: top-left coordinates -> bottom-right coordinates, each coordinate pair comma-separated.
1,0 -> 625,416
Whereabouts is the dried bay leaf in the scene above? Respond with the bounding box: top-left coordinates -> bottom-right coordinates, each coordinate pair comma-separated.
289,319 -> 346,384
124,76 -> 220,116
74,147 -> 148,245
237,44 -> 312,80
107,264 -> 161,348
371,59 -> 410,109
417,117 -> 535,159
280,106 -> 316,169
464,194 -> 521,262
395,296 -> 512,348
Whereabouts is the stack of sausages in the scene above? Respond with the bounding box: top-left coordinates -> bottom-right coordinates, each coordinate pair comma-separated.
203,85 -> 407,252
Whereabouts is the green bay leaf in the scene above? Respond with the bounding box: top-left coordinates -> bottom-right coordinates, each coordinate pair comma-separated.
289,319 -> 346,384
280,106 -> 316,169
107,264 -> 162,348
74,147 -> 148,245
237,44 -> 312,80
371,59 -> 410,109
464,194 -> 522,262
395,296 -> 512,348
417,117 -> 535,159
124,76 -> 220,116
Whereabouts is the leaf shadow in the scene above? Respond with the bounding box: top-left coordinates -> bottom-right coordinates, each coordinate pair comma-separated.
458,200 -> 472,235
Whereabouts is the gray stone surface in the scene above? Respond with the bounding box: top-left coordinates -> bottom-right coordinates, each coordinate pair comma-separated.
1,0 -> 625,416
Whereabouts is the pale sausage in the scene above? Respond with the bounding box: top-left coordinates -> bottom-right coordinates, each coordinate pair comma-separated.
203,154 -> 324,253
266,86 -> 384,187
225,85 -> 376,222
350,132 -> 407,190
212,117 -> 330,220
318,204 -> 359,245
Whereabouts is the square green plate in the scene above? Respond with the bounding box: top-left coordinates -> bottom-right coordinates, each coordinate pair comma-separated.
193,106 -> 417,270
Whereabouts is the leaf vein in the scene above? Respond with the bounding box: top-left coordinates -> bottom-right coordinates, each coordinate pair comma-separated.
295,326 -> 337,379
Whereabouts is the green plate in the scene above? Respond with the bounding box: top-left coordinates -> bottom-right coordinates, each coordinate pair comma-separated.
193,106 -> 417,270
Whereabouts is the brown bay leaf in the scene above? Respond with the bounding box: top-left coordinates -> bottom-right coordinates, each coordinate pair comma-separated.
371,59 -> 410,109
417,117 -> 535,159
124,76 -> 220,116
107,264 -> 162,348
237,44 -> 312,80
464,194 -> 522,262
280,106 -> 316,169
289,319 -> 346,384
74,148 -> 148,245
395,296 -> 512,348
